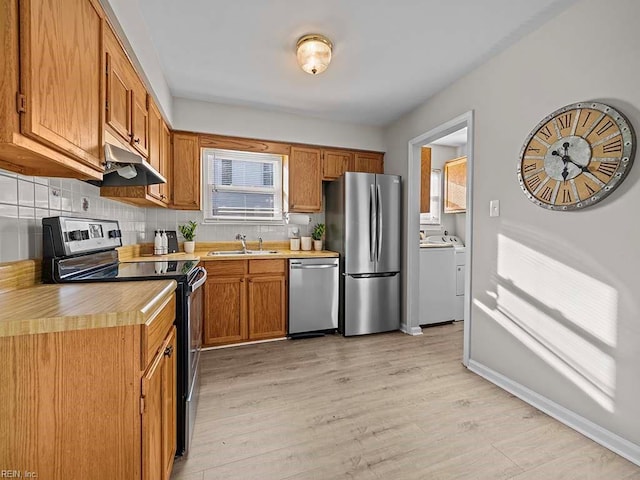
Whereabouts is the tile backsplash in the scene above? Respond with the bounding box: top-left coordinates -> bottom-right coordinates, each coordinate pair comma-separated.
0,169 -> 146,263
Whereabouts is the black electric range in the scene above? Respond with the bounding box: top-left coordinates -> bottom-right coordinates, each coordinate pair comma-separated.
41,216 -> 206,457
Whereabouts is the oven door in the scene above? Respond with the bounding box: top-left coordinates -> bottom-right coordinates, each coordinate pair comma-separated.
184,266 -> 206,454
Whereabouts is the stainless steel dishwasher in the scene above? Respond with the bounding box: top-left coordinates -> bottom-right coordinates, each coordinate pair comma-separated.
288,258 -> 339,335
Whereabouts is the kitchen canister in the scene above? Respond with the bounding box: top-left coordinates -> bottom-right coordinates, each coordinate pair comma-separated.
290,238 -> 301,251
300,236 -> 312,251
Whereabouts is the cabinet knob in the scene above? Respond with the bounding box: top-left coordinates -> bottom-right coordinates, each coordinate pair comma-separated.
134,138 -> 140,143
163,345 -> 174,357
160,194 -> 167,200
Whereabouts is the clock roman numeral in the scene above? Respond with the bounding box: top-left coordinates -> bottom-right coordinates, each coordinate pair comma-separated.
562,189 -> 572,203
585,183 -> 596,196
557,113 -> 573,130
527,146 -> 541,153
527,175 -> 542,190
595,119 -> 614,136
538,126 -> 552,140
523,163 -> 537,173
602,138 -> 622,153
597,162 -> 618,177
539,186 -> 553,202
581,111 -> 592,127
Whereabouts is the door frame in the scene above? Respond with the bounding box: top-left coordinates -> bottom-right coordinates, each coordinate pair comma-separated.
406,111 -> 474,366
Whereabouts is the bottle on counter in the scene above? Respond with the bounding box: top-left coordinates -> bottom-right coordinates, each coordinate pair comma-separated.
161,230 -> 168,255
154,230 -> 162,255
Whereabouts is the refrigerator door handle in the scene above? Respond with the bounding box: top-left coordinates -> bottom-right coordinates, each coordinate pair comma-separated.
369,184 -> 376,262
376,184 -> 383,262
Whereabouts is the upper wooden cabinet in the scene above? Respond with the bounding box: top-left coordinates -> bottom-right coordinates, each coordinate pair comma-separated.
420,147 -> 432,213
352,152 -> 384,174
322,149 -> 353,180
171,132 -> 201,210
289,146 -> 322,212
0,0 -> 104,179
147,99 -> 165,203
104,23 -> 149,158
444,156 -> 467,213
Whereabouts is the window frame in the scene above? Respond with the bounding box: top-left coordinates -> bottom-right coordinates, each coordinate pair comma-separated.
420,168 -> 442,226
202,148 -> 284,224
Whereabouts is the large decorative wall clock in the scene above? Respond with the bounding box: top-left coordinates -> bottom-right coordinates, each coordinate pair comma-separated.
518,102 -> 635,210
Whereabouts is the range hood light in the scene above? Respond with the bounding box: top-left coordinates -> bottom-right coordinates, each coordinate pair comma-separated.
116,164 -> 137,180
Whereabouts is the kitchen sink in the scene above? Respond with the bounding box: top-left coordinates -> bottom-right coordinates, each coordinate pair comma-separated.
207,250 -> 280,256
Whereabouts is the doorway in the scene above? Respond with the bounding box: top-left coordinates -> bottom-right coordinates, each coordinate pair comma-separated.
406,111 -> 474,366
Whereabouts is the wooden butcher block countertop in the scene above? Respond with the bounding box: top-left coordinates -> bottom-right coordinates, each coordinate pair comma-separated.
0,280 -> 176,338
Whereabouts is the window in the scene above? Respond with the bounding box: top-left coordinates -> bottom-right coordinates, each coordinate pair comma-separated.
203,148 -> 283,222
420,169 -> 442,225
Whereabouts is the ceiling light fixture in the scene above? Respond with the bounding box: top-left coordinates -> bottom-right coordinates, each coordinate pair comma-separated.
296,34 -> 333,75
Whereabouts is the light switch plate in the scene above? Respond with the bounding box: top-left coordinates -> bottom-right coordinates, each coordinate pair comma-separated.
490,200 -> 500,217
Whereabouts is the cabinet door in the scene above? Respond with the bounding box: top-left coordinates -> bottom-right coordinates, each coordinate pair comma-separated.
141,341 -> 164,480
353,152 -> 384,174
289,146 -> 321,212
160,122 -> 172,204
20,0 -> 103,170
444,156 -> 467,213
172,132 -> 201,210
131,82 -> 149,157
203,277 -> 247,346
162,328 -> 177,480
248,275 -> 286,340
420,147 -> 432,213
147,98 -> 163,201
105,51 -> 132,142
322,149 -> 352,180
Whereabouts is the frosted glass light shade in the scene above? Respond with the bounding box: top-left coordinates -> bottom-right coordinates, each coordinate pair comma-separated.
296,34 -> 333,75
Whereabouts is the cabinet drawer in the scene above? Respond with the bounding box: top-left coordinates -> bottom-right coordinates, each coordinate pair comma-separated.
141,294 -> 175,369
248,259 -> 286,275
205,260 -> 247,276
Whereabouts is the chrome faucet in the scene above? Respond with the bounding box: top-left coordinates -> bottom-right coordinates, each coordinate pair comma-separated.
235,233 -> 247,253
258,237 -> 263,251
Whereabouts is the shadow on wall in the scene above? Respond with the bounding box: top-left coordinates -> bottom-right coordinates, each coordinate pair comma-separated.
474,224 -> 619,413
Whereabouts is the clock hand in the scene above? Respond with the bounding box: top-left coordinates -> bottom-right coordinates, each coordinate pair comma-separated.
562,165 -> 569,182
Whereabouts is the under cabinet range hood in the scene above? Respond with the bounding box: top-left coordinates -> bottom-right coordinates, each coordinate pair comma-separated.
90,143 -> 167,187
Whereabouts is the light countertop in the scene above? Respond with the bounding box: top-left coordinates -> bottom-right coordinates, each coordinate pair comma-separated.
122,249 -> 339,262
0,280 -> 176,337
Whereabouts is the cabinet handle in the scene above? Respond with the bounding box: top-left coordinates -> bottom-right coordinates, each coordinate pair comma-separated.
163,345 -> 174,357
160,194 -> 167,200
134,138 -> 140,143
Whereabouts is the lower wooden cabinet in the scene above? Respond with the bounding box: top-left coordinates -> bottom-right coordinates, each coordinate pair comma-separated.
142,327 -> 176,480
203,260 -> 287,346
0,293 -> 177,480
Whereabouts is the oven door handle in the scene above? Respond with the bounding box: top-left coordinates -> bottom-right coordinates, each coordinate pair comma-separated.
188,267 -> 207,293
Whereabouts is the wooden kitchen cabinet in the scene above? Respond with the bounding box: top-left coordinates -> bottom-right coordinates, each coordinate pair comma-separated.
289,146 -> 322,212
322,149 -> 353,180
104,23 -> 149,158
0,292 -> 177,480
142,327 -> 176,480
444,156 -> 467,213
352,152 -> 384,174
172,132 -> 201,210
203,259 -> 287,346
0,0 -> 104,179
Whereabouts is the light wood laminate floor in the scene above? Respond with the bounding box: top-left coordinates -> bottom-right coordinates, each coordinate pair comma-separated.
172,322 -> 640,479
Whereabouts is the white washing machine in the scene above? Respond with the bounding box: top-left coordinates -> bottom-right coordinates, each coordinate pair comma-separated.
421,235 -> 466,323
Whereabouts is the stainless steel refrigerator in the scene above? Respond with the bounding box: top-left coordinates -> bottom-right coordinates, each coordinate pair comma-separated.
326,172 -> 402,336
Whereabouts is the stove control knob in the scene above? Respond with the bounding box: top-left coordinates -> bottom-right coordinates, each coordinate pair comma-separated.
108,229 -> 122,238
68,230 -> 83,241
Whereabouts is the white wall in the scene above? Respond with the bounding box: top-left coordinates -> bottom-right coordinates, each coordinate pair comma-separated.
173,98 -> 386,152
385,0 -> 640,450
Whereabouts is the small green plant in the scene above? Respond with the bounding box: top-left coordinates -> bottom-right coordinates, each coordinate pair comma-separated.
178,220 -> 198,241
311,223 -> 326,241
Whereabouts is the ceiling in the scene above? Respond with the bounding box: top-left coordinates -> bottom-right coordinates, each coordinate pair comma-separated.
138,0 -> 575,127
430,128 -> 468,148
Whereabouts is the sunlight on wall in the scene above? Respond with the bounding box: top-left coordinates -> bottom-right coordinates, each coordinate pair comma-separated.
474,234 -> 618,412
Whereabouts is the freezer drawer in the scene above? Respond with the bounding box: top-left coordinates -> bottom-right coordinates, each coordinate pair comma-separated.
343,273 -> 400,336
289,258 -> 339,334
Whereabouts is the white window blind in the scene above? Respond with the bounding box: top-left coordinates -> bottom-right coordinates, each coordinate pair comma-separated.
203,148 -> 283,221
420,169 -> 442,225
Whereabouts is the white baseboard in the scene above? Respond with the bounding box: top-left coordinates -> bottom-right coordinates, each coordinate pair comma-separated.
400,323 -> 423,335
468,360 -> 640,467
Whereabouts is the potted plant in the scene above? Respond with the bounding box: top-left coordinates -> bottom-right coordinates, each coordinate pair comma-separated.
178,220 -> 198,254
311,223 -> 326,251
